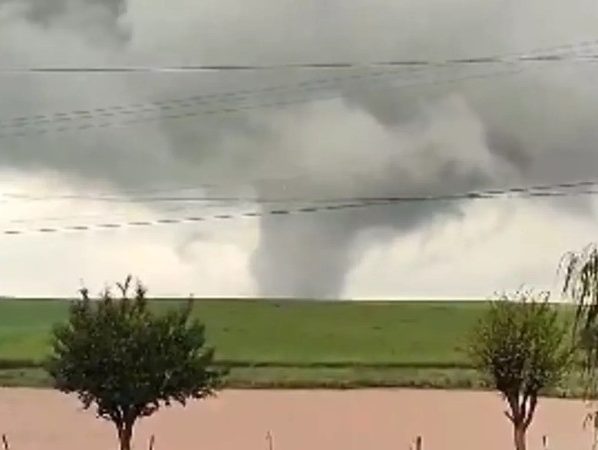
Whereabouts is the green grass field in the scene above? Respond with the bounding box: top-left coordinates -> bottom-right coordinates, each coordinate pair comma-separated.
0,299 -> 487,367
0,298 -> 579,393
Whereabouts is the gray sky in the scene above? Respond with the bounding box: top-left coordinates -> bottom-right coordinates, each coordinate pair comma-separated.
0,0 -> 597,298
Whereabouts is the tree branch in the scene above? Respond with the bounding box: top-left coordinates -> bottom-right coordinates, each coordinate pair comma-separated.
505,393 -> 521,425
524,395 -> 538,429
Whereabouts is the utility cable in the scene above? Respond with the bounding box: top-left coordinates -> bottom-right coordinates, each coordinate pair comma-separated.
1,179 -> 596,236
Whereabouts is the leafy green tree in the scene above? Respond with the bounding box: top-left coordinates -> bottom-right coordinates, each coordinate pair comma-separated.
47,276 -> 223,450
562,244 -> 598,335
468,291 -> 572,450
562,244 -> 598,449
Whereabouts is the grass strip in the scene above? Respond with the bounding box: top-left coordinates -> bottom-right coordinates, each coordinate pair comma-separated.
0,366 -> 586,400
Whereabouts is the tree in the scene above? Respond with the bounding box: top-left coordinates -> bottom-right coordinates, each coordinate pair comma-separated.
468,291 -> 572,450
562,244 -> 598,450
47,276 -> 224,450
562,243 -> 598,337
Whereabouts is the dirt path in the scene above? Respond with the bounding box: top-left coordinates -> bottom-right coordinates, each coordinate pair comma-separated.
0,388 -> 592,450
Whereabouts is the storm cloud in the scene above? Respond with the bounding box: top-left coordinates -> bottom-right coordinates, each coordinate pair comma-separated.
1,0 -> 598,297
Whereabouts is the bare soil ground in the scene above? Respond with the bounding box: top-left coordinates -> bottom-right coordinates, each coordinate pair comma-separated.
0,388 -> 592,450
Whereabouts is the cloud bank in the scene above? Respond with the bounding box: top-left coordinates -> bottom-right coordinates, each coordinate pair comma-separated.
0,0 -> 597,297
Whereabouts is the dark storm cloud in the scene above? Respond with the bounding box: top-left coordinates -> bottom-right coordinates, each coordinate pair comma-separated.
0,0 -> 130,44
18,0 -> 124,23
1,0 -> 598,296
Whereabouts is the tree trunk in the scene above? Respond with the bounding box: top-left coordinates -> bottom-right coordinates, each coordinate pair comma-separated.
117,423 -> 133,450
513,425 -> 526,450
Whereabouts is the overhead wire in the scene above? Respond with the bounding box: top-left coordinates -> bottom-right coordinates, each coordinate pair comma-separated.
2,179 -> 598,205
0,177 -> 310,201
0,64 -> 545,139
2,39 -> 598,139
0,202 -> 232,226
1,179 -> 597,236
0,66 -> 431,129
2,38 -> 598,73
0,65 -> 485,134
0,180 -> 265,201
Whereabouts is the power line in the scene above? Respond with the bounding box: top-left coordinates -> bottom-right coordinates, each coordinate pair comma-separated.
0,67 -> 419,130
0,46 -> 591,129
0,181 -> 263,201
0,177 -> 308,201
0,202 -> 235,226
1,48 -> 526,131
2,39 -> 598,73
0,63 -> 535,140
1,180 -> 596,236
1,38 -> 597,138
3,179 -> 598,205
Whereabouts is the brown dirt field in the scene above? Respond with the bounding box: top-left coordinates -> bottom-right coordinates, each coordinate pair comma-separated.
0,388 -> 593,450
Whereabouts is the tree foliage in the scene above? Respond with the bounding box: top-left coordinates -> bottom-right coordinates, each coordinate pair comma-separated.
468,291 -> 572,450
46,276 -> 224,450
562,244 -> 598,368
